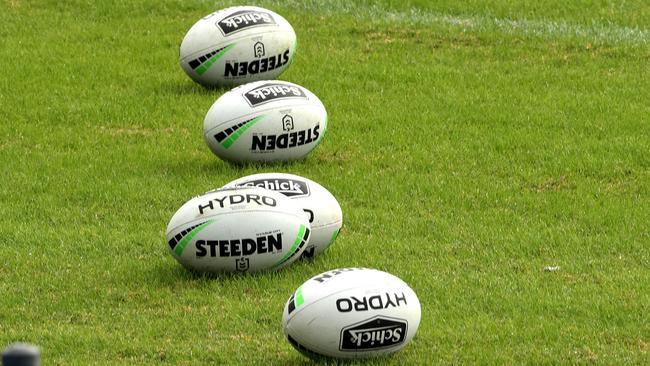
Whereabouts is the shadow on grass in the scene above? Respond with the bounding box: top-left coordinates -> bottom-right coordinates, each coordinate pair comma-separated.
259,353 -> 386,366
145,260 -> 243,283
143,259 -> 290,289
142,254 -> 324,289
159,154 -> 314,181
276,352 -> 399,366
160,81 -> 232,97
159,157 -> 234,177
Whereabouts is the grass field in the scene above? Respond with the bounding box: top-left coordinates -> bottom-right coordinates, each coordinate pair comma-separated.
1,0 -> 649,364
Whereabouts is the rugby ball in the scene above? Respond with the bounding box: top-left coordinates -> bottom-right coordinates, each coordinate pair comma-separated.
283,268 -> 421,359
203,80 -> 327,163
222,173 -> 343,259
180,6 -> 296,87
166,187 -> 310,273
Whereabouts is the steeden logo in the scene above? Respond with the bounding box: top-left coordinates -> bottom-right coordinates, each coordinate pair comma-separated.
195,233 -> 283,258
339,316 -> 408,351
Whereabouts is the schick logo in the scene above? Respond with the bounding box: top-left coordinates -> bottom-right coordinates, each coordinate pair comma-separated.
340,316 -> 408,351
217,10 -> 275,35
243,83 -> 307,107
237,178 -> 310,198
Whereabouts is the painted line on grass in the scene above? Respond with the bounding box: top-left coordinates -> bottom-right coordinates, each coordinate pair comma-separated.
263,0 -> 649,46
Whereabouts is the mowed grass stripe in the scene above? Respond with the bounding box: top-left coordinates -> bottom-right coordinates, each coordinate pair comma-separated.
264,0 -> 650,45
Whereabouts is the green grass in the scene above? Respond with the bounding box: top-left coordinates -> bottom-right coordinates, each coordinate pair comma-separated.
1,0 -> 649,364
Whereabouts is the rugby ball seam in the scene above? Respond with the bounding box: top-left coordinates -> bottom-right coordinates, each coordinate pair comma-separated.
310,218 -> 343,230
166,208 -> 308,235
179,29 -> 295,63
285,285 -> 379,320
203,102 -> 322,135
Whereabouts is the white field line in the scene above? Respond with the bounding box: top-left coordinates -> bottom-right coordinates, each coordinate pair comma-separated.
261,0 -> 649,45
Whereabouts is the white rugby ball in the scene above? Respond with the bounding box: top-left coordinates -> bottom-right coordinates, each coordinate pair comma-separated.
283,268 -> 421,359
222,173 -> 342,259
203,80 -> 327,163
180,6 -> 296,87
166,187 -> 310,273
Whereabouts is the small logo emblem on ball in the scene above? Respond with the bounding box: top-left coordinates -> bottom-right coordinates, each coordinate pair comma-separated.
282,115 -> 294,131
236,258 -> 250,272
254,42 -> 266,57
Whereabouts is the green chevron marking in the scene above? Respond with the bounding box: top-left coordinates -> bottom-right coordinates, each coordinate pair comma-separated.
196,43 -> 236,75
174,220 -> 214,257
222,115 -> 265,149
272,224 -> 306,269
329,228 -> 340,244
295,286 -> 304,306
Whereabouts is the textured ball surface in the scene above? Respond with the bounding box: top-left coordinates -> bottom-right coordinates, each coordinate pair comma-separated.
203,80 -> 327,163
222,173 -> 342,258
283,268 -> 421,359
179,6 -> 296,87
166,187 -> 310,273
